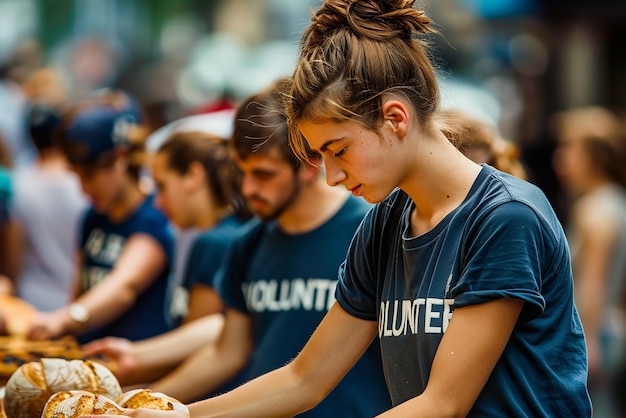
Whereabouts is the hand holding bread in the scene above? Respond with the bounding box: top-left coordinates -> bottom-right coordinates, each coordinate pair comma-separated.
41,389 -> 189,417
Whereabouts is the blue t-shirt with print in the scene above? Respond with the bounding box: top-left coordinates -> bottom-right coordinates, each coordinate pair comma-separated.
183,214 -> 248,289
337,165 -> 591,417
78,194 -> 175,343
167,214 -> 249,324
216,195 -> 391,417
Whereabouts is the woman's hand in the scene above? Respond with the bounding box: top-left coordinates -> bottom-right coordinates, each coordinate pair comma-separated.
27,309 -> 70,340
81,337 -> 138,380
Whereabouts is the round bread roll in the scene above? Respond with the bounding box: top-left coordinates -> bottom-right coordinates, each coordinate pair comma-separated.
40,389 -> 188,417
116,389 -> 189,414
41,390 -> 124,417
3,358 -> 122,418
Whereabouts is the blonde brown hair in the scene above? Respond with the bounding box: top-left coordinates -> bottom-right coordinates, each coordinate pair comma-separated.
159,131 -> 251,220
439,109 -> 528,180
287,0 -> 439,162
552,106 -> 626,188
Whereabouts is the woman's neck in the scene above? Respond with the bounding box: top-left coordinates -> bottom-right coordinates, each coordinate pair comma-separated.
194,204 -> 231,230
403,135 -> 482,236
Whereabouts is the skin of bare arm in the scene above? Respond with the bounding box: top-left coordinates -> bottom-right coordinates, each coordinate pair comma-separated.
148,307 -> 254,403
81,314 -> 225,386
80,304 -> 375,418
183,302 -> 377,417
184,284 -> 224,324
79,299 -> 522,417
570,198 -> 618,376
27,233 -> 167,340
377,298 -> 524,418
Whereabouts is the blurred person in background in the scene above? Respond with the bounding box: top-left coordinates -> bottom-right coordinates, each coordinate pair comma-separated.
152,130 -> 252,325
0,40 -> 40,169
6,103 -> 88,311
126,78 -> 392,416
552,106 -> 626,418
84,127 -> 252,386
439,109 -> 528,180
25,97 -> 175,344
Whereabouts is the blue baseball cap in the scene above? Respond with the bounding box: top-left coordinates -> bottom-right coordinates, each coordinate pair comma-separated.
63,105 -> 138,164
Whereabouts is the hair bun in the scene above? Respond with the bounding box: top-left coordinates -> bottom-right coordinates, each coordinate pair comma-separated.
311,0 -> 433,42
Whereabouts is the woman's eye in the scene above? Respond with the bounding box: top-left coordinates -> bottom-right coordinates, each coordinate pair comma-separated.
334,148 -> 347,158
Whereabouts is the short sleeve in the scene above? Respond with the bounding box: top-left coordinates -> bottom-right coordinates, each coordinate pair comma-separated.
335,208 -> 381,321
214,220 -> 264,313
133,210 -> 173,258
451,201 -> 548,320
183,233 -> 231,289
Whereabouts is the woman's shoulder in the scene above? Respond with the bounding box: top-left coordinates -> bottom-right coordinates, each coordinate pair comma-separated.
477,165 -> 556,219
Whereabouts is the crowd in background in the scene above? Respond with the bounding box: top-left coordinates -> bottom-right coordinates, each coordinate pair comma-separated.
0,0 -> 624,417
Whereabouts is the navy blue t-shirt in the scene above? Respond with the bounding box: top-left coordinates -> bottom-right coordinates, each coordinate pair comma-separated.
78,194 -> 175,343
337,165 -> 592,416
216,195 -> 391,417
167,214 -> 248,324
183,214 -> 248,289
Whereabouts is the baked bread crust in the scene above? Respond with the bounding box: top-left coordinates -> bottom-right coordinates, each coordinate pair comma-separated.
40,389 -> 189,417
0,335 -> 116,386
3,358 -> 122,418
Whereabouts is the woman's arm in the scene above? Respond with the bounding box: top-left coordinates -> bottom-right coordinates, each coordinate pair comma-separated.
148,308 -> 254,403
379,298 -> 523,417
187,302 -> 378,417
81,314 -> 225,386
570,202 -> 617,376
184,285 -> 224,324
28,233 -> 167,340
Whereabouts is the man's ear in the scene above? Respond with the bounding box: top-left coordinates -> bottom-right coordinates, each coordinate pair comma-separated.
382,100 -> 410,138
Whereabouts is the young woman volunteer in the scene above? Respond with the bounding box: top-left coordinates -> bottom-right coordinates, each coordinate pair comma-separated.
88,0 -> 591,416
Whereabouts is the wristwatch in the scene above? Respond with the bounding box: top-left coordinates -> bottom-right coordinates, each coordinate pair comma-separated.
68,303 -> 90,324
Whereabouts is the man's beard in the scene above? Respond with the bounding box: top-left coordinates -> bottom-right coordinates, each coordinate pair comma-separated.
248,178 -> 301,222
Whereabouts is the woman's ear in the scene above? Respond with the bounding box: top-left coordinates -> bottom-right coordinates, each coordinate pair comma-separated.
299,156 -> 322,183
382,100 -> 410,139
184,160 -> 206,191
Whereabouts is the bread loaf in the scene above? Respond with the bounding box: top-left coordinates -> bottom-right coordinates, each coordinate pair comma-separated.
0,335 -> 117,386
42,390 -> 124,417
40,389 -> 189,417
116,389 -> 189,413
3,358 -> 122,418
